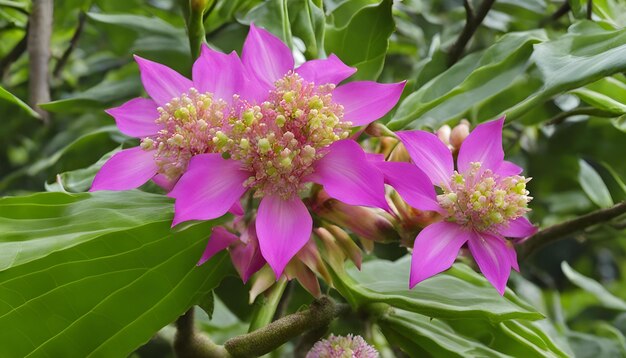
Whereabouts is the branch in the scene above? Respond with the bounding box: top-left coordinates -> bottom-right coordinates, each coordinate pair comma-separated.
447,0 -> 496,66
521,201 -> 626,257
174,308 -> 230,358
224,296 -> 349,357
540,1 -> 571,26
587,0 -> 593,19
53,11 -> 87,79
27,0 -> 53,122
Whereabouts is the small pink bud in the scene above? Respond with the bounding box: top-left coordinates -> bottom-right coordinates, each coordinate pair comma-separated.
450,119 -> 470,149
436,124 -> 451,145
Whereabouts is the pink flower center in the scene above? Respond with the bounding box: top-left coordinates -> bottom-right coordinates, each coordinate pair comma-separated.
223,72 -> 351,199
437,162 -> 532,232
140,88 -> 229,179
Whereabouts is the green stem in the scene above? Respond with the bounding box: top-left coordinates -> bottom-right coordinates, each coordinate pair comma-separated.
248,277 -> 288,333
224,296 -> 349,357
279,0 -> 293,50
187,0 -> 213,60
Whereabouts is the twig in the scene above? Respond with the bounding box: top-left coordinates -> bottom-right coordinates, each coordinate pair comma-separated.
0,27 -> 27,79
53,11 -> 87,79
540,2 -> 571,26
447,0 -> 496,66
587,0 -> 593,19
224,296 -> 350,357
521,201 -> 626,257
27,0 -> 52,122
174,308 -> 230,358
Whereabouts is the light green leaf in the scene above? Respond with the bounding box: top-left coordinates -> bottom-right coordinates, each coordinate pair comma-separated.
578,159 -> 614,208
0,85 -> 40,119
379,309 -> 510,357
0,191 -> 232,357
388,30 -> 546,129
561,261 -> 626,311
570,88 -> 626,115
330,256 -> 542,322
289,0 -> 325,59
325,0 -> 394,81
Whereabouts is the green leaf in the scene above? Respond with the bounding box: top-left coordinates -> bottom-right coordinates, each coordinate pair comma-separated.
325,0 -> 395,81
0,191 -> 232,357
0,85 -> 40,119
505,21 -> 626,121
578,159 -> 614,208
561,261 -> 626,311
379,309 -> 510,357
241,0 -> 293,48
330,257 -> 542,322
289,0 -> 325,59
388,30 -> 546,130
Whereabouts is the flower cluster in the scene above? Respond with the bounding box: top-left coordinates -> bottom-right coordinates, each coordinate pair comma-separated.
91,23 -> 536,296
307,334 -> 379,358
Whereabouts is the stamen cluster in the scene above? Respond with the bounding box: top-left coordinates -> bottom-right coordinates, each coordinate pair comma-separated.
437,162 -> 532,231
140,89 -> 229,179
225,72 -> 351,199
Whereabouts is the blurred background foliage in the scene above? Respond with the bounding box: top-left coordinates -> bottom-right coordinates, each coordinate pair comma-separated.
1,0 -> 626,357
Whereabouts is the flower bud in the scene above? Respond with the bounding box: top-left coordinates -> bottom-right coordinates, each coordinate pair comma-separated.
311,189 -> 400,244
436,124 -> 451,145
450,119 -> 470,149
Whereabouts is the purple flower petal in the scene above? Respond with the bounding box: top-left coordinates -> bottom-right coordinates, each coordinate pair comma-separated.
134,55 -> 193,106
497,216 -> 537,240
231,223 -> 266,283
310,140 -> 388,210
467,231 -> 515,295
105,98 -> 160,138
168,154 -> 249,226
496,160 -> 523,177
457,116 -> 505,174
242,23 -> 294,90
90,147 -> 157,191
396,130 -> 454,186
152,173 -> 178,192
375,161 -> 442,212
192,45 -> 254,104
197,227 -> 239,265
256,195 -> 312,278
332,81 -> 406,126
410,221 -> 470,288
295,54 -> 356,85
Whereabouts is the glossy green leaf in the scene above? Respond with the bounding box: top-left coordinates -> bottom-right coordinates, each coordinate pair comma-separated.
325,0 -> 394,81
505,22 -> 626,121
388,30 -> 546,129
578,159 -> 614,208
379,309 -> 509,357
289,0 -> 325,59
0,85 -> 40,119
561,261 -> 626,311
0,191 -> 232,357
330,257 -> 542,322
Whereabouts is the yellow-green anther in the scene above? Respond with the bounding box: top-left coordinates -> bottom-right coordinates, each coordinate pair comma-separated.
174,108 -> 189,120
258,138 -> 271,153
243,110 -> 255,125
140,138 -> 154,150
276,114 -> 286,127
308,96 -> 324,110
283,91 -> 295,103
280,156 -> 292,168
240,138 -> 249,150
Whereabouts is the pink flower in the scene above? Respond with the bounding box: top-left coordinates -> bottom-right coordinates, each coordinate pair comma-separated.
169,24 -> 405,279
90,45 -> 263,192
306,334 -> 379,358
381,117 -> 536,295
